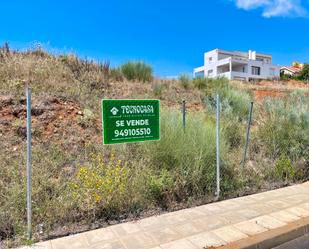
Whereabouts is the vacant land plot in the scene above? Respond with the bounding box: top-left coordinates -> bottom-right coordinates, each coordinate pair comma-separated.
1,48 -> 309,248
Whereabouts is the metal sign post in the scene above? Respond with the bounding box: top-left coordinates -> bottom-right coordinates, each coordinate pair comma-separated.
102,99 -> 160,144
26,85 -> 32,240
216,94 -> 220,200
182,100 -> 186,131
242,102 -> 254,168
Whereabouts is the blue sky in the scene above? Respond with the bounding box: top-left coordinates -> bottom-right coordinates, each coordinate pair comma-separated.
1,0 -> 309,77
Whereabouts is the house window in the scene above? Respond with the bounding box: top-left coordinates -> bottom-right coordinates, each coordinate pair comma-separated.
208,69 -> 213,76
208,57 -> 213,63
252,66 -> 261,75
195,71 -> 204,78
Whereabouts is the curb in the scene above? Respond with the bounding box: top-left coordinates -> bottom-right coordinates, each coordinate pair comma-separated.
217,217 -> 309,249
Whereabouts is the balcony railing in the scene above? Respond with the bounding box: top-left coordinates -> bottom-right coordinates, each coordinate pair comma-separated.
216,57 -> 248,66
217,71 -> 249,78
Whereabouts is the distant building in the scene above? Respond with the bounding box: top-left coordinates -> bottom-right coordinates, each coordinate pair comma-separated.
280,62 -> 303,77
193,49 -> 280,81
280,66 -> 302,77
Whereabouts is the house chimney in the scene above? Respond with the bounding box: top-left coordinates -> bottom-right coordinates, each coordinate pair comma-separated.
252,51 -> 256,60
248,50 -> 252,59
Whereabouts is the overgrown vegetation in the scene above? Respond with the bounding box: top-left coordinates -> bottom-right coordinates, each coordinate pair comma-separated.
178,74 -> 191,89
120,61 -> 153,82
1,44 -> 309,248
298,64 -> 309,82
257,91 -> 309,161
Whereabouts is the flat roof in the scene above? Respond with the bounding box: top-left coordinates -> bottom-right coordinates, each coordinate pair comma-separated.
207,48 -> 272,58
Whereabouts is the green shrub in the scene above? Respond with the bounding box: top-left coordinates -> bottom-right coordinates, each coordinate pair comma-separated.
192,77 -> 207,89
145,169 -> 173,206
179,74 -> 191,89
202,77 -> 229,96
222,118 -> 244,148
274,156 -> 296,181
152,82 -> 165,97
298,64 -> 309,82
143,111 -> 236,198
120,61 -> 153,82
0,145 -> 74,242
205,86 -> 252,121
257,91 -> 309,160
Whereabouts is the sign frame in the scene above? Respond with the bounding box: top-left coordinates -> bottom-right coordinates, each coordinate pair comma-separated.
102,99 -> 160,145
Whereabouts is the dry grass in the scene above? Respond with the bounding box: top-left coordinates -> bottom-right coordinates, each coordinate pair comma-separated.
0,47 -> 203,111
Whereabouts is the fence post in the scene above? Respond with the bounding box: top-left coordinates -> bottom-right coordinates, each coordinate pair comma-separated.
216,94 -> 220,200
26,85 -> 32,240
182,100 -> 186,131
242,101 -> 254,168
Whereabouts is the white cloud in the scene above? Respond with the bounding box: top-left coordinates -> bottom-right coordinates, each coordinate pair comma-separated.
233,0 -> 308,17
236,0 -> 270,10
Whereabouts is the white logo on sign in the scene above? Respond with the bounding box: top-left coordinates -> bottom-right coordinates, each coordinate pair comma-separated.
110,107 -> 119,115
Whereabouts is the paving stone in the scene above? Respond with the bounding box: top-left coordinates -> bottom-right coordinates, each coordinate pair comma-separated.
284,194 -> 309,205
269,210 -> 300,223
193,205 -> 217,216
51,234 -> 89,249
286,207 -> 309,218
180,209 -> 206,220
264,189 -> 286,198
160,238 -> 197,249
250,193 -> 272,201
233,220 -> 268,236
90,241 -> 125,249
300,202 -> 309,209
212,225 -> 248,243
266,200 -> 291,209
111,222 -> 141,237
248,203 -> 278,214
232,196 -> 257,205
120,232 -> 158,249
220,211 -> 248,224
281,186 -> 305,195
174,222 -> 203,237
147,227 -> 181,244
191,215 -> 228,231
188,231 -> 226,248
162,212 -> 188,225
235,208 -> 261,219
215,200 -> 241,211
137,216 -> 167,230
252,215 -> 286,229
85,228 -> 118,245
200,203 -> 225,214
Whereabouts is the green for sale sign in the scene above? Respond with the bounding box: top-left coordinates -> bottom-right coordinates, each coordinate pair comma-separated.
102,99 -> 160,144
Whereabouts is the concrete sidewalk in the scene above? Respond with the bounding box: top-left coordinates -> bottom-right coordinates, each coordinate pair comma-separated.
23,182 -> 309,249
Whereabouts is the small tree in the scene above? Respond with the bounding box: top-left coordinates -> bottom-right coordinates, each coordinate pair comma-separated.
298,64 -> 309,82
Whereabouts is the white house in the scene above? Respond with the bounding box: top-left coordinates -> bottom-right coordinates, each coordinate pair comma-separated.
280,62 -> 303,77
280,66 -> 301,77
194,49 -> 280,81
